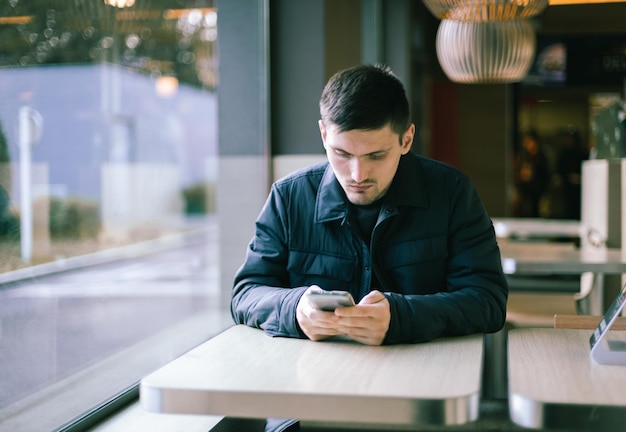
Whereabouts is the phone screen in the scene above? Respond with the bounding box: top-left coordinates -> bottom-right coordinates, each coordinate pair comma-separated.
306,290 -> 355,311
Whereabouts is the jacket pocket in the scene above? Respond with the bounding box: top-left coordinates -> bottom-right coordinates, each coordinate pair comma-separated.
287,250 -> 355,288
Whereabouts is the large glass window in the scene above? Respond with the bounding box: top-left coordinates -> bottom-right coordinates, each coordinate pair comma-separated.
0,1 -> 230,431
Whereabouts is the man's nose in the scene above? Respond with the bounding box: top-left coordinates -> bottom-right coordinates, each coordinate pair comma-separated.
350,158 -> 368,183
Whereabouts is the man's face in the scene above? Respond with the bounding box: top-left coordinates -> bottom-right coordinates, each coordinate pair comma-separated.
319,121 -> 414,205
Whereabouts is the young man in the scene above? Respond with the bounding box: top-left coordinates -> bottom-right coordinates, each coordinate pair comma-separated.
231,64 -> 508,347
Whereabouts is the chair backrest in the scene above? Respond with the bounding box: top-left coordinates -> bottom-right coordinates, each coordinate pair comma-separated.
553,314 -> 626,330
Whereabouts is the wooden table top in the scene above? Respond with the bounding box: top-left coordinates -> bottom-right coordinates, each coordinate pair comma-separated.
492,218 -> 581,239
140,325 -> 484,428
499,240 -> 626,275
508,328 -> 626,430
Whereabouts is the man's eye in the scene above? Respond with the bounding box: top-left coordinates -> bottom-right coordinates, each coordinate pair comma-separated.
369,154 -> 385,160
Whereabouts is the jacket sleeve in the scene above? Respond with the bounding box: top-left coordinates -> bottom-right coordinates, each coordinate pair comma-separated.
230,184 -> 307,338
384,176 -> 508,344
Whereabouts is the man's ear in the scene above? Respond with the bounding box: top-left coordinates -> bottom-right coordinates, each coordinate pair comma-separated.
401,124 -> 415,154
318,120 -> 327,148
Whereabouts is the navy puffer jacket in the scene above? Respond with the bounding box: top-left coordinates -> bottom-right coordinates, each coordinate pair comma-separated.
231,153 -> 508,344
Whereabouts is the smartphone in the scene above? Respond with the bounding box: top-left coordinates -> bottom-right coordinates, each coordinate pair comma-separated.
306,289 -> 355,311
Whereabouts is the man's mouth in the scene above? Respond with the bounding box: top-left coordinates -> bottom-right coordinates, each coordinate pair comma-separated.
347,183 -> 373,192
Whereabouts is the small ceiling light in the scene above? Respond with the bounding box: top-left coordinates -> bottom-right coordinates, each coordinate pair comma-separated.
156,76 -> 179,98
103,0 -> 136,8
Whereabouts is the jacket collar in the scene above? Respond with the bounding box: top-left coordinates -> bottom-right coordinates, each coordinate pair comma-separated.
314,153 -> 428,223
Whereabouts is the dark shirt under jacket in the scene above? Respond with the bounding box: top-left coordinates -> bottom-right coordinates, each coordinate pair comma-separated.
349,199 -> 383,289
231,152 -> 508,344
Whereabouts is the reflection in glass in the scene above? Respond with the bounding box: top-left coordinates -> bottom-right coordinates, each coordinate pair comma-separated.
0,2 -> 227,431
0,0 -> 218,267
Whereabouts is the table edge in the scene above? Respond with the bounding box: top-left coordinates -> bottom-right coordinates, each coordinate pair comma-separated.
139,383 -> 480,426
509,388 -> 626,430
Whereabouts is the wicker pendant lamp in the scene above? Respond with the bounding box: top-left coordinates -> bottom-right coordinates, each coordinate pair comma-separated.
436,18 -> 536,83
426,0 -> 547,84
423,0 -> 548,22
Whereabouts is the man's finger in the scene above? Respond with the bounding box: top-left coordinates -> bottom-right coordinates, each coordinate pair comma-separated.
358,290 -> 385,305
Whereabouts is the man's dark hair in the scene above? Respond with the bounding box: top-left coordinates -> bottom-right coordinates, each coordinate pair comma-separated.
319,64 -> 410,137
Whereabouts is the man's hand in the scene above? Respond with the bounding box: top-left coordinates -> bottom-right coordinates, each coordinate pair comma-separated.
297,287 -> 390,346
296,286 -> 343,341
333,290 -> 390,346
